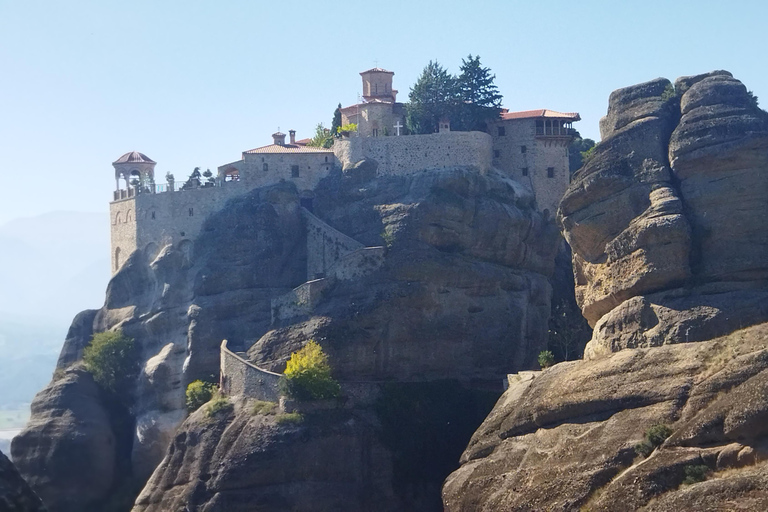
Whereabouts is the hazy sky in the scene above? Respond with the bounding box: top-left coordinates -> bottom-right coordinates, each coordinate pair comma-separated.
1,0 -> 765,225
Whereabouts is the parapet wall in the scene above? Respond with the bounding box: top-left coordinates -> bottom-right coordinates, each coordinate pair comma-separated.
110,180 -> 253,273
220,340 -> 282,402
334,131 -> 492,176
303,207 -> 364,279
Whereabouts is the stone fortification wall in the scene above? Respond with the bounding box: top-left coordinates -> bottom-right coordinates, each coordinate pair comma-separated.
334,131 -> 492,176
271,278 -> 332,325
328,246 -> 385,281
303,207 -> 364,279
220,340 -> 281,402
110,180 -> 282,273
271,246 -> 386,325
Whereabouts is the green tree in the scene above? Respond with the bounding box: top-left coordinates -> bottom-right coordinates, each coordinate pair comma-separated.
454,55 -> 503,131
281,340 -> 340,401
83,330 -> 138,399
330,103 -> 343,139
568,133 -> 596,173
306,123 -> 333,148
186,380 -> 216,411
406,61 -> 457,134
538,350 -> 555,369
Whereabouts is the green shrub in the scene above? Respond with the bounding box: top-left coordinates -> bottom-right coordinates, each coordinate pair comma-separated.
83,330 -> 138,399
203,393 -> 233,418
646,424 -> 673,446
538,350 -> 555,369
682,464 -> 710,485
661,83 -> 677,102
281,340 -> 341,401
635,423 -> 673,457
275,412 -> 304,425
251,400 -> 277,415
186,380 -> 216,412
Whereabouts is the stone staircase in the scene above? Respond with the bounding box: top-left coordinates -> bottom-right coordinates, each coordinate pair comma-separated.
270,208 -> 385,326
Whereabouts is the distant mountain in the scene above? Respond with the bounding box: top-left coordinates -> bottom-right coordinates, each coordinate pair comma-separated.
0,211 -> 110,406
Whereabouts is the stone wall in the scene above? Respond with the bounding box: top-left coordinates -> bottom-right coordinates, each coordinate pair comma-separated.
334,131 -> 492,176
110,180 -> 258,273
220,340 -> 281,402
303,207 -> 364,279
487,118 -> 571,215
271,277 -> 332,325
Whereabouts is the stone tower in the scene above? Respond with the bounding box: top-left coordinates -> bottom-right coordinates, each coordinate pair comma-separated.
360,68 -> 397,102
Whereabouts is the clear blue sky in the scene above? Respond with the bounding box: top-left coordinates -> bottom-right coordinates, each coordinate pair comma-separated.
1,0 -> 765,225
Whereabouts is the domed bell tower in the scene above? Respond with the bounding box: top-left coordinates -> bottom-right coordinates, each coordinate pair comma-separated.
113,151 -> 157,198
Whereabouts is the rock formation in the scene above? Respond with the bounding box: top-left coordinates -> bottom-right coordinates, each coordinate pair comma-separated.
132,402 -> 398,512
559,70 -> 768,357
0,449 -> 46,512
443,323 -> 768,511
444,70 -> 768,511
14,166 -> 560,511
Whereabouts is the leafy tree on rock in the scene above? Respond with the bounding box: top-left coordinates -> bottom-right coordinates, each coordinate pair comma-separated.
83,330 -> 138,404
454,55 -> 503,131
406,61 -> 457,134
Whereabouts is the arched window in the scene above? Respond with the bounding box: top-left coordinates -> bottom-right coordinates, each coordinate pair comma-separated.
114,247 -> 121,271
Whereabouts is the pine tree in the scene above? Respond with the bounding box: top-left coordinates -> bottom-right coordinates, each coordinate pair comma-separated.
455,55 -> 503,131
406,61 -> 457,134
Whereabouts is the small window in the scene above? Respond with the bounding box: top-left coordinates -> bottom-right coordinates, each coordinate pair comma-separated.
547,167 -> 555,178
324,156 -> 328,162
522,167 -> 529,176
291,165 -> 300,178
188,208 -> 193,216
521,145 -> 527,154
372,128 -> 379,137
263,163 -> 268,172
497,126 -> 506,136
494,150 -> 500,158
151,211 -> 156,220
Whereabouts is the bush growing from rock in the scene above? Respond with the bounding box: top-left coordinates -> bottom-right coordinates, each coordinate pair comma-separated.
186,380 -> 216,412
635,423 -> 673,457
281,340 -> 340,401
682,464 -> 710,485
83,330 -> 138,400
203,393 -> 232,418
538,350 -> 555,369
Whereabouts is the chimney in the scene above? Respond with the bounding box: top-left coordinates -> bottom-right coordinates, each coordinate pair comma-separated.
272,131 -> 286,145
289,130 -> 296,145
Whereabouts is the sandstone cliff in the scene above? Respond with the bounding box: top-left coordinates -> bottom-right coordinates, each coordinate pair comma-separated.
443,323 -> 768,511
14,166 -> 559,511
559,70 -> 768,356
444,70 -> 768,511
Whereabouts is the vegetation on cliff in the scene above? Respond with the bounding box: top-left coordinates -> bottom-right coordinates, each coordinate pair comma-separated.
281,340 -> 340,401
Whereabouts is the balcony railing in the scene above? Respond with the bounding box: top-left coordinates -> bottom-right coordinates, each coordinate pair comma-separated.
535,127 -> 576,137
112,178 -> 236,201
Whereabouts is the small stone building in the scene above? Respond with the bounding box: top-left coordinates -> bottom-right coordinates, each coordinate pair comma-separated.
487,109 -> 580,215
218,130 -> 336,198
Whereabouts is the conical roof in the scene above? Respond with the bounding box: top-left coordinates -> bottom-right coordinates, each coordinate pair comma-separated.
113,151 -> 156,165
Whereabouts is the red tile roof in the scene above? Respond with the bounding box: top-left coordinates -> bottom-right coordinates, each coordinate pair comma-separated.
500,109 -> 580,121
244,144 -> 333,155
294,138 -> 312,146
